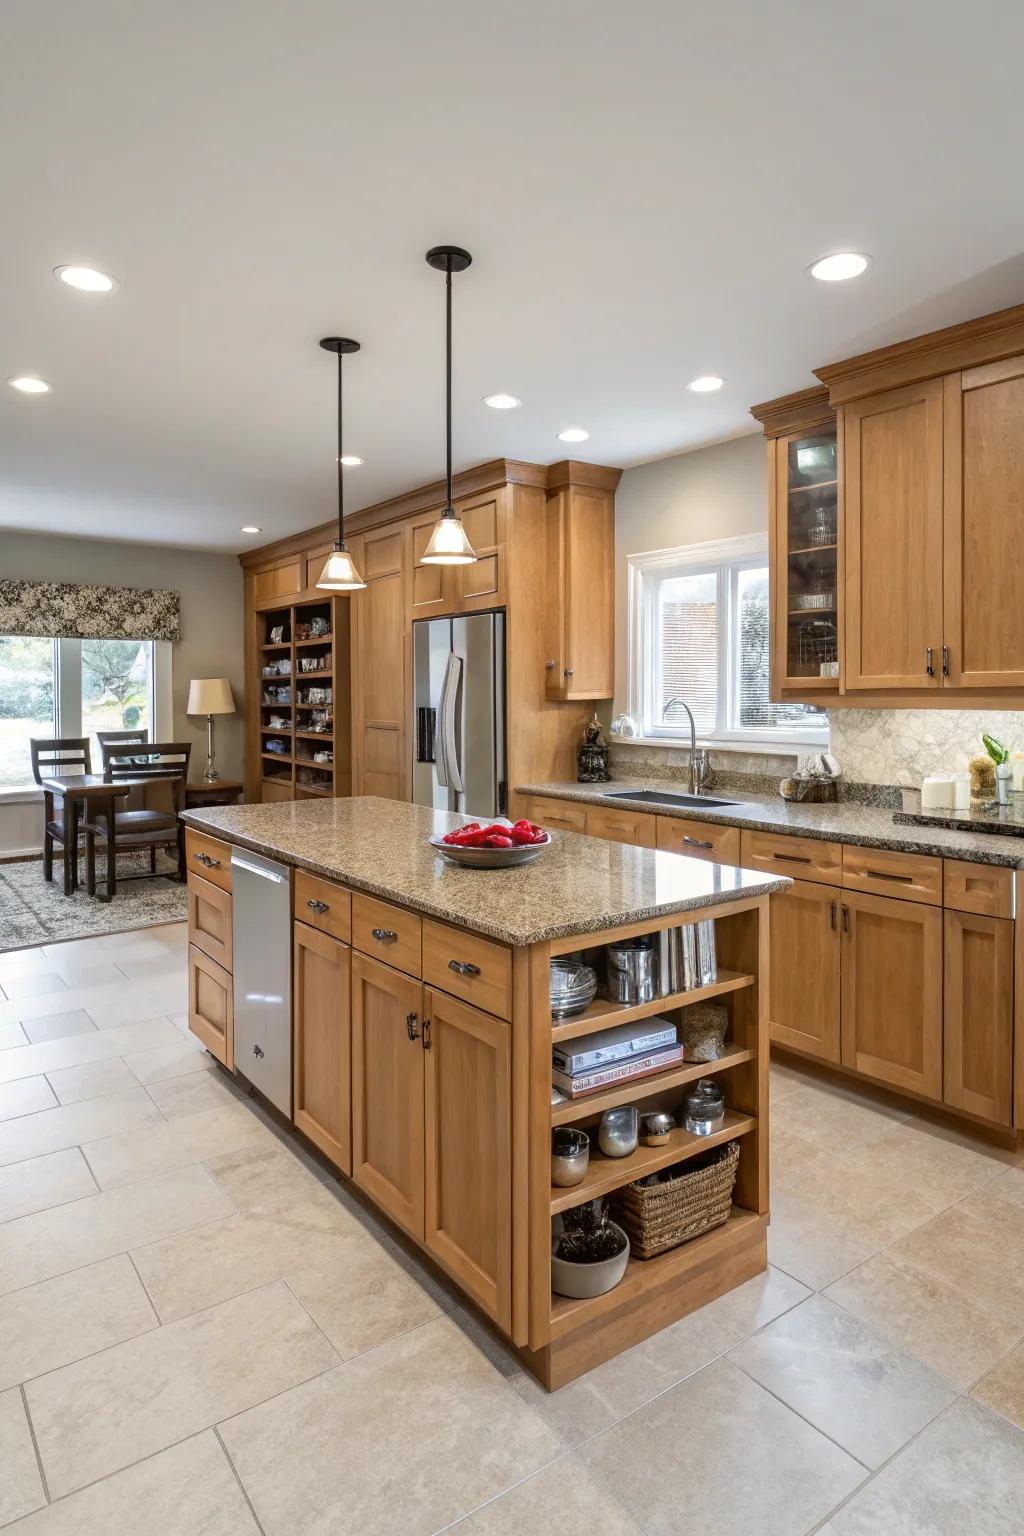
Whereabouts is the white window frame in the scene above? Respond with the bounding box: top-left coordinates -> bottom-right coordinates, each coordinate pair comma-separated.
625,532 -> 828,751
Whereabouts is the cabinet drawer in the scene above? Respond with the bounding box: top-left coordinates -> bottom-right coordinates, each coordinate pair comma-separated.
184,828 -> 232,891
842,844 -> 942,905
187,874 -> 232,971
521,796 -> 587,833
422,920 -> 512,1021
740,829 -> 843,887
352,893 -> 422,977
188,943 -> 234,1069
584,806 -> 657,848
295,869 -> 352,943
656,817 -> 741,865
943,859 -> 1014,919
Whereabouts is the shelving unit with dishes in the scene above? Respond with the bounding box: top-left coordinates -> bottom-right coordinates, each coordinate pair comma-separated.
523,897 -> 768,1387
256,596 -> 351,803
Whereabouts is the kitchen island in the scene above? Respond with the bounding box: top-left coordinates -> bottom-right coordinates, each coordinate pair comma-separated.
180,796 -> 788,1388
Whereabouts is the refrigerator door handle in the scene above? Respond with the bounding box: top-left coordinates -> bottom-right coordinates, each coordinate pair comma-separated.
440,651 -> 464,794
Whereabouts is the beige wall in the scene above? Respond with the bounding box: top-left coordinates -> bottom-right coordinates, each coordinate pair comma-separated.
1,530 -> 244,854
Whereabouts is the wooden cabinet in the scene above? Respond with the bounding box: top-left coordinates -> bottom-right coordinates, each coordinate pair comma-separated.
352,893 -> 422,977
423,988 -> 512,1330
768,880 -> 841,1063
943,910 -> 1013,1125
585,806 -> 657,848
293,922 -> 352,1171
452,490 -> 506,613
942,356 -> 1024,688
943,859 -> 1014,919
544,484 -> 615,700
294,869 -> 352,943
184,829 -> 232,892
520,795 -> 587,833
188,943 -> 234,1070
840,890 -> 943,1100
770,417 -> 841,695
350,525 -> 407,801
740,828 -> 842,886
657,817 -> 741,864
422,920 -> 512,1021
842,844 -> 943,906
351,951 -> 425,1239
187,875 -> 232,972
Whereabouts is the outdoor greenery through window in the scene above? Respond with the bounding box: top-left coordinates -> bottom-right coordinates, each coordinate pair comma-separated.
0,635 -> 155,790
630,535 -> 826,746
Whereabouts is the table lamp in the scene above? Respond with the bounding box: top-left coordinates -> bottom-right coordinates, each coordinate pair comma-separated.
186,677 -> 236,782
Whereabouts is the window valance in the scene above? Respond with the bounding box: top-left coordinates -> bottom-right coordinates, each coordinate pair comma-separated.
0,579 -> 180,643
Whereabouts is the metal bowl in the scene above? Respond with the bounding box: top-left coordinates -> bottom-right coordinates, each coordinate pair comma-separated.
549,959 -> 598,1019
430,825 -> 551,869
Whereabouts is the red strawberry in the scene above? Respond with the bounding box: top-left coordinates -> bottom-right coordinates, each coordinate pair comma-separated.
485,834 -> 514,848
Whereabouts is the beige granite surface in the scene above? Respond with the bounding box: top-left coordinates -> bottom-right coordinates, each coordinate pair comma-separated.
180,799 -> 787,946
517,780 -> 1024,869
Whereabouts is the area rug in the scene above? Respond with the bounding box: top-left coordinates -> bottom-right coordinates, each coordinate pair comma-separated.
0,853 -> 187,951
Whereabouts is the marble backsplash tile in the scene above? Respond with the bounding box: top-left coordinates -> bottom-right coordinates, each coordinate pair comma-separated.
828,709 -> 1024,788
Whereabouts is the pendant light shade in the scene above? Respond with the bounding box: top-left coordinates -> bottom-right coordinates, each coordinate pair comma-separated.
316,337 -> 366,592
422,245 -> 478,567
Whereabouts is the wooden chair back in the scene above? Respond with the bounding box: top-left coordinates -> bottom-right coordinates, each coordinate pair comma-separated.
30,737 -> 92,784
102,741 -> 192,812
98,731 -> 150,772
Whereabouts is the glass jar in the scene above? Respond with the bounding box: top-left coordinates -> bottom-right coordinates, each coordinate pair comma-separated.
682,1078 -> 725,1136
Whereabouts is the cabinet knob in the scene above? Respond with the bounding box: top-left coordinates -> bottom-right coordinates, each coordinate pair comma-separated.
306,898 -> 329,914
545,660 -> 557,670
563,667 -> 574,678
371,927 -> 398,944
448,959 -> 481,977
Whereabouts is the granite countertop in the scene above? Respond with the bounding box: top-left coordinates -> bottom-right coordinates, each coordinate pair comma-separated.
516,779 -> 1024,870
180,797 -> 788,946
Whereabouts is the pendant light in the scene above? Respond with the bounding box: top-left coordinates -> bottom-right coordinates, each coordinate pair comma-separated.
421,245 -> 478,565
315,337 -> 366,591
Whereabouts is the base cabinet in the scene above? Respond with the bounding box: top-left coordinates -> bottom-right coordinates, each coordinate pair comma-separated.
943,910 -> 1014,1125
840,891 -> 943,1100
351,951 -> 425,1239
424,988 -> 512,1331
188,943 -> 234,1070
768,881 -> 841,1063
293,922 -> 352,1173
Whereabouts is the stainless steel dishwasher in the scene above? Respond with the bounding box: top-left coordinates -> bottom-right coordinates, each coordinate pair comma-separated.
231,848 -> 292,1115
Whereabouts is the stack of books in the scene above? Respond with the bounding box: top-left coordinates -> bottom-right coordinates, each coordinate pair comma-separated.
552,1018 -> 681,1100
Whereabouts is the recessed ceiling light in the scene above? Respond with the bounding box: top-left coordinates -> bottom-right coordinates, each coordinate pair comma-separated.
557,427 -> 590,443
338,454 -> 363,467
240,525 -> 261,534
687,375 -> 725,393
8,376 -> 51,394
483,393 -> 521,410
54,265 -> 117,292
808,252 -> 871,282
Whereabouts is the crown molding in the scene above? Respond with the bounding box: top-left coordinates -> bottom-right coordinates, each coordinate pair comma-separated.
749,385 -> 834,439
815,301 -> 1024,404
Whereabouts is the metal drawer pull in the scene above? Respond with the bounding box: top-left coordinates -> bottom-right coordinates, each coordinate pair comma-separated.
306,899 -> 330,914
406,1012 -> 419,1041
423,1018 -> 432,1051
448,959 -> 481,977
371,927 -> 398,943
942,645 -> 950,677
865,868 -> 913,883
771,851 -> 812,864
841,904 -> 850,933
194,851 -> 220,868
830,900 -> 838,930
926,646 -> 935,677
682,836 -> 713,850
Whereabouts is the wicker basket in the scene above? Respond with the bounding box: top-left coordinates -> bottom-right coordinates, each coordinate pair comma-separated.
609,1140 -> 740,1260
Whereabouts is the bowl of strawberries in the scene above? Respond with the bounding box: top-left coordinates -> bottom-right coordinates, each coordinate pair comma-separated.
430,817 -> 551,868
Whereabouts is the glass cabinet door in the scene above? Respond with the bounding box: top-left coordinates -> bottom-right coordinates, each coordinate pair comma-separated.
775,422 -> 839,692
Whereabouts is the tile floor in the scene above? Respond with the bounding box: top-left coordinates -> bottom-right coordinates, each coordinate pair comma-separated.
1,922 -> 1024,1532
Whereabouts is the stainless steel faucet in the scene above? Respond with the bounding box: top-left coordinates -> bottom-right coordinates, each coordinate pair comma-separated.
661,697 -> 709,795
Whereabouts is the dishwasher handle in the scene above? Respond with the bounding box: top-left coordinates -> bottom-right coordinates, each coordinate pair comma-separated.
231,856 -> 287,884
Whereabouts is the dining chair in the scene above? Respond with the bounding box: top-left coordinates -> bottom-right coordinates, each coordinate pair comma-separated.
84,741 -> 192,889
30,737 -> 92,884
97,729 -> 150,761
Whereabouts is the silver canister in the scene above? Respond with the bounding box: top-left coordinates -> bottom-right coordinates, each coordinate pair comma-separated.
656,928 -> 685,997
598,1106 -> 640,1158
551,1128 -> 590,1187
606,940 -> 657,1005
696,919 -> 718,986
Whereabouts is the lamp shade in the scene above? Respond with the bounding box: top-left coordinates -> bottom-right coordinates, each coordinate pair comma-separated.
187,677 -> 235,715
316,544 -> 366,591
420,514 -> 478,565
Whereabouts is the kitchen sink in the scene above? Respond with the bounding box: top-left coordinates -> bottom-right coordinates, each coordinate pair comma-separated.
604,789 -> 739,809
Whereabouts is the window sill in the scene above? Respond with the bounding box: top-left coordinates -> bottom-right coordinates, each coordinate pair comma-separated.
610,734 -> 823,756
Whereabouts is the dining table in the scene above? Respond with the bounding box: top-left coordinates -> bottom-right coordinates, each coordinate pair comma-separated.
40,773 -> 179,902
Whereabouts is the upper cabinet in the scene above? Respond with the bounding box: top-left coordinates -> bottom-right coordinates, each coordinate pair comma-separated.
408,488 -> 508,622
544,481 -> 615,701
754,302 -> 1024,704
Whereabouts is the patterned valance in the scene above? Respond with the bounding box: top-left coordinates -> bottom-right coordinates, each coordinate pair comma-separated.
0,579 -> 180,643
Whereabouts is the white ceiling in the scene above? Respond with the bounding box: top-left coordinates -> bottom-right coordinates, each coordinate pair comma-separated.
2,0 -> 1023,553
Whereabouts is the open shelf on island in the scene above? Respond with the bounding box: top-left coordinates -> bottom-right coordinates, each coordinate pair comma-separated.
550,970 -> 754,1044
549,1207 -> 764,1339
550,1110 -> 755,1214
551,1043 -> 754,1126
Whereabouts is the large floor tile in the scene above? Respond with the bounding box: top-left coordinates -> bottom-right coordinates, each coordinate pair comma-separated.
0,1023 -> 28,1051
729,1293 -> 956,1468
890,1192 -> 1024,1328
769,1124 -> 830,1188
8,1431 -> 260,1535
204,1140 -> 349,1228
22,1010 -> 97,1045
45,1057 -> 139,1106
511,1309 -> 719,1445
691,1263 -> 811,1353
86,976 -> 187,1030
770,1079 -> 909,1154
145,1067 -> 245,1119
973,1338 -> 1024,1429
82,1103 -> 271,1190
220,1315 -> 561,1536
123,1034 -> 214,1085
0,1017 -> 182,1085
285,1235 -> 444,1358
578,1356 -> 865,1536
0,1075 -> 56,1122
766,1188 -> 884,1290
829,1397 -> 1024,1534
1,971 -> 68,1000
0,1385 -> 46,1525
45,959 -> 129,990
26,1279 -> 339,1498
0,948 -> 52,978
0,1087 -> 163,1167
0,1147 -> 97,1225
0,1164 -> 233,1294
449,1454 -> 636,1535
0,1253 -> 156,1389
825,1248 -> 1023,1391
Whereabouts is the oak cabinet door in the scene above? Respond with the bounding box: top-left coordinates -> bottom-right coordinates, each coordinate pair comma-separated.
293,922 -> 352,1172
187,874 -> 232,972
943,357 -> 1024,687
768,880 -> 841,1063
840,891 -> 943,1100
544,486 -> 614,701
943,910 -> 1013,1125
423,988 -> 512,1330
658,818 -> 741,865
351,528 -> 407,801
584,807 -> 657,847
452,490 -> 507,613
843,380 -> 944,690
407,513 -> 453,621
351,952 -> 424,1239
188,944 -> 234,1070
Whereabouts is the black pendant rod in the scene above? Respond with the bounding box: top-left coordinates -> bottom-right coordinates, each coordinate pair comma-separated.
319,337 -> 360,549
425,246 -> 472,520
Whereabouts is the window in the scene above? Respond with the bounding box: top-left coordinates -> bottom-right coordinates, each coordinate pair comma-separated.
627,534 -> 827,748
0,636 -> 158,792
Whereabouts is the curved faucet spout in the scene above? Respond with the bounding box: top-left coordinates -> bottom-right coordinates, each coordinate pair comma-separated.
661,696 -> 699,795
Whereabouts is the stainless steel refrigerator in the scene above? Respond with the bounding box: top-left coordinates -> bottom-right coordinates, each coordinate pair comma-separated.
413,611 -> 506,818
